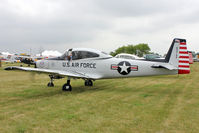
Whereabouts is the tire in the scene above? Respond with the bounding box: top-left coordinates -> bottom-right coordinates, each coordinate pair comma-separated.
85,81 -> 89,86
62,84 -> 72,91
47,82 -> 54,87
85,80 -> 93,86
88,80 -> 93,86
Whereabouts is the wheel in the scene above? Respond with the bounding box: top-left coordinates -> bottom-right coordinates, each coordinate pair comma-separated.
85,80 -> 93,86
88,80 -> 93,86
62,84 -> 72,91
85,80 -> 89,86
47,82 -> 54,87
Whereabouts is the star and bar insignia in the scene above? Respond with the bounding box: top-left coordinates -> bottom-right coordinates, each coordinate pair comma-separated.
111,61 -> 138,75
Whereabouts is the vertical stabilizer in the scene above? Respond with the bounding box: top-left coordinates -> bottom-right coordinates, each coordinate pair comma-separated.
165,38 -> 190,74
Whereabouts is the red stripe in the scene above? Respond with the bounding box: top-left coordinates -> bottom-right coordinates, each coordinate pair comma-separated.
112,66 -> 118,68
179,47 -> 187,49
179,51 -> 188,54
178,70 -> 190,74
179,65 -> 189,68
180,42 -> 186,45
179,56 -> 189,59
179,60 -> 189,63
131,67 -> 137,69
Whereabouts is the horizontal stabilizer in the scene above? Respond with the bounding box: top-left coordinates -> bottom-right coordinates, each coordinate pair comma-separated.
151,63 -> 178,70
152,38 -> 190,74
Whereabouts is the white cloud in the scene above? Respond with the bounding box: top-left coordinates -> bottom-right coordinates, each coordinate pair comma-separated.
0,0 -> 199,55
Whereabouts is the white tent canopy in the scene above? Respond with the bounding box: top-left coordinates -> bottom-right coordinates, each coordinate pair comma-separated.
1,52 -> 13,55
37,50 -> 62,57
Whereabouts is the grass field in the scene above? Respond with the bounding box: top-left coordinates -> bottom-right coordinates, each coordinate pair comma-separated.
0,62 -> 199,133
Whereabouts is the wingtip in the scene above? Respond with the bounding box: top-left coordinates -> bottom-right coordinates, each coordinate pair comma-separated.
4,66 -> 18,70
4,67 -> 13,70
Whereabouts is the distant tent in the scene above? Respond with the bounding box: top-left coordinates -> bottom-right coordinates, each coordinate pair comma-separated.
40,50 -> 62,57
2,52 -> 13,55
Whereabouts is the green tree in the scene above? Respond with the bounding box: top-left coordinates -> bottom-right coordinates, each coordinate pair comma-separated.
110,43 -> 150,57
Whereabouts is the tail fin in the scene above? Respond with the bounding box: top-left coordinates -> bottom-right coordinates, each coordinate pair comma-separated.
165,38 -> 190,74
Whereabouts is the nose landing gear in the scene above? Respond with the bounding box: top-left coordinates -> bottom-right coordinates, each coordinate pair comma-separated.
62,78 -> 72,91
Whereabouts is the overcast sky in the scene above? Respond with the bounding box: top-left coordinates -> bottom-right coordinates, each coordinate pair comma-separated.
0,0 -> 199,55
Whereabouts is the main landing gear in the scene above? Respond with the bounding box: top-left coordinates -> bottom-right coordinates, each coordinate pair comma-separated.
85,79 -> 93,86
47,75 -> 93,91
47,75 -> 54,87
47,75 -> 63,87
47,75 -> 72,91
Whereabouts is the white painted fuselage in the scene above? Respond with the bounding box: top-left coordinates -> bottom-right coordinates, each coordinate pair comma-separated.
37,57 -> 177,80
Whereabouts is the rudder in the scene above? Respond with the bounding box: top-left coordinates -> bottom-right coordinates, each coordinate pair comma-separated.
165,38 -> 190,74
178,39 -> 190,74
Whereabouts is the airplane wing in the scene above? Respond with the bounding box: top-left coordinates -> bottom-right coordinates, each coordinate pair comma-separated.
151,63 -> 178,70
4,66 -> 96,79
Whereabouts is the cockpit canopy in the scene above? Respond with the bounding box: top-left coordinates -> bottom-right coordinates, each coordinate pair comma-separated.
51,48 -> 112,61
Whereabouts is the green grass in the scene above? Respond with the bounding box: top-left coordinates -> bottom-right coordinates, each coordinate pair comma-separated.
0,62 -> 199,133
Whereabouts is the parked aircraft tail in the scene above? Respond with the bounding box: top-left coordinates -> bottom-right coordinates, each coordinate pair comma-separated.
165,38 -> 190,74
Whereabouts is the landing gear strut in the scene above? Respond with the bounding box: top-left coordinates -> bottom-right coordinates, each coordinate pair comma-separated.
85,79 -> 93,86
47,75 -> 54,87
62,77 -> 72,91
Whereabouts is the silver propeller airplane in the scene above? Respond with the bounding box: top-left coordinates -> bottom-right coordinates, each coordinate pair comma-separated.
5,38 -> 190,91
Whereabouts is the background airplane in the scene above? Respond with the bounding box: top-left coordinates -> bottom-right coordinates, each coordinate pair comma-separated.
20,50 -> 61,66
4,54 -> 21,63
5,38 -> 190,91
115,53 -> 143,60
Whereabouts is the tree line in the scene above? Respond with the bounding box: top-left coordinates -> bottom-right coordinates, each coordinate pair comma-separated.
110,43 -> 151,57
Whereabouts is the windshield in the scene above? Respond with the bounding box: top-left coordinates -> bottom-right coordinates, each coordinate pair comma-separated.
72,51 -> 99,60
52,50 -> 100,61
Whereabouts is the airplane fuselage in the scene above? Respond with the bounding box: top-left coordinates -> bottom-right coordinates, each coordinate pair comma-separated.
36,57 -> 178,79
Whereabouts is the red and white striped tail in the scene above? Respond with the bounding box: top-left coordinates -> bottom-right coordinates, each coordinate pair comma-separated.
178,40 -> 190,74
